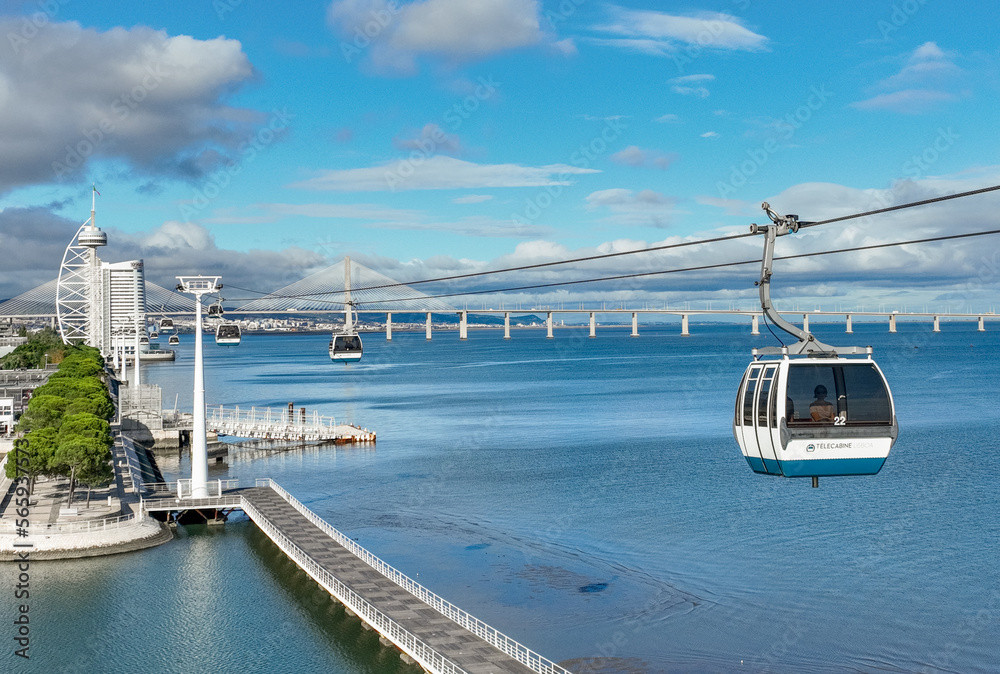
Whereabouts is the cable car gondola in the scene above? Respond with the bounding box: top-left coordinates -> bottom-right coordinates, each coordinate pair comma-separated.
215,323 -> 241,346
329,256 -> 363,362
208,297 -> 225,317
159,317 -> 174,332
149,331 -> 159,340
329,331 -> 363,362
733,204 -> 898,487
168,334 -> 180,345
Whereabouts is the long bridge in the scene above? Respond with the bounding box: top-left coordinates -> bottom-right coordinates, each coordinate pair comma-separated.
140,478 -> 565,674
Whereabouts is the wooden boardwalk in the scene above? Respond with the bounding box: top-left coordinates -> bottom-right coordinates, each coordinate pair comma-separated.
143,479 -> 567,674
242,486 -> 538,673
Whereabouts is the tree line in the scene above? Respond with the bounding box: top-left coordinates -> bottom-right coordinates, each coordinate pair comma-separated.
5,339 -> 114,505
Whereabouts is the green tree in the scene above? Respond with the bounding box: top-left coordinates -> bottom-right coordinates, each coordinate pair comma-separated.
16,394 -> 69,433
0,327 -> 66,370
58,412 -> 112,447
4,428 -> 59,493
65,393 -> 115,421
33,376 -> 105,401
77,451 -> 114,507
53,437 -> 110,506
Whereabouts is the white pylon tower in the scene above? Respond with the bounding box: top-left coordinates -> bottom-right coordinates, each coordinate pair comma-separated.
344,255 -> 353,331
57,186 -> 107,346
175,275 -> 221,499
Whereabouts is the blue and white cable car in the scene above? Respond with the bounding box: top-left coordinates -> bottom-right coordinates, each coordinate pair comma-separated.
733,204 -> 899,486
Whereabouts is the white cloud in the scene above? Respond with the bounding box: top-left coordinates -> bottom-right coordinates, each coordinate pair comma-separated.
393,123 -> 463,156
0,20 -> 259,193
551,38 -> 578,57
592,7 -> 767,55
452,194 -> 494,204
654,113 -> 681,123
851,89 -> 957,113
586,188 -> 677,227
670,73 -> 715,83
372,215 -> 552,238
669,73 -> 715,98
671,85 -> 710,98
610,145 -> 678,170
289,156 -> 600,192
701,131 -> 720,139
580,37 -> 674,57
205,203 -> 421,224
328,0 -> 545,73
853,42 -> 962,114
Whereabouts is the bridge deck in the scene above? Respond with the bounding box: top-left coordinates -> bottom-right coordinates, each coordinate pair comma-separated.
240,486 -> 535,674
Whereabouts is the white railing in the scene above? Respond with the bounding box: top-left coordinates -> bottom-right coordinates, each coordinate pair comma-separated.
116,435 -> 146,493
242,496 -> 463,674
141,494 -> 245,511
0,511 -> 145,534
208,405 -> 336,429
206,404 -> 350,441
255,478 -> 571,674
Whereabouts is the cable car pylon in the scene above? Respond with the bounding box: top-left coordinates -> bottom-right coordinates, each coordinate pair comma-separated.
733,203 -> 899,487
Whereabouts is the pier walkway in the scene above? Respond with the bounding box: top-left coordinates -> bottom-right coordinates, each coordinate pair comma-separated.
141,478 -> 567,674
206,404 -> 376,443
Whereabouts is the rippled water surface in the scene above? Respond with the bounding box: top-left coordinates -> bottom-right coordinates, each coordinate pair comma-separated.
20,322 -> 1000,673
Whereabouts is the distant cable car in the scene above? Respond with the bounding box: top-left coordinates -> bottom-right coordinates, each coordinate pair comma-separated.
215,323 -> 241,346
139,335 -> 149,346
733,204 -> 898,487
168,334 -> 180,345
208,298 -> 224,317
329,256 -> 363,363
149,331 -> 159,340
329,332 -> 363,362
159,317 -> 174,332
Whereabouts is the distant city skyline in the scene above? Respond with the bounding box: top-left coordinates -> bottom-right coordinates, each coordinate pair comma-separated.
1,1 -> 999,312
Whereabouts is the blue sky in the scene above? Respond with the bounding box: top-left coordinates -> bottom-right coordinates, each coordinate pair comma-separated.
1,0 -> 999,312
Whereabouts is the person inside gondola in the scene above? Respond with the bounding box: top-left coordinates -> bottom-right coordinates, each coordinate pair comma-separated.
809,385 -> 836,422
786,396 -> 795,421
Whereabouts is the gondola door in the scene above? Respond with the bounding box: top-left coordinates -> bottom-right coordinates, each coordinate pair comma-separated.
753,363 -> 781,474
736,363 -> 782,475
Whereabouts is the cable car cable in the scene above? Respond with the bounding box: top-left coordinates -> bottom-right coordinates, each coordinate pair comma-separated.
220,182 -> 1000,302
336,226 -> 1000,305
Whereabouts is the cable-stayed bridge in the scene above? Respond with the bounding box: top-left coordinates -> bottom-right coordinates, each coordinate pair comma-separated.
0,278 -> 194,318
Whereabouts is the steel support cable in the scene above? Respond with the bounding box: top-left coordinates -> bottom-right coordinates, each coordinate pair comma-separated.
796,183 -> 1000,229
223,182 -> 1000,302
334,226 -> 1000,306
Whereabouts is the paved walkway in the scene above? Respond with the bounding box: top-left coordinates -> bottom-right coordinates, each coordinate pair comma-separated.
242,486 -> 538,674
0,437 -> 171,560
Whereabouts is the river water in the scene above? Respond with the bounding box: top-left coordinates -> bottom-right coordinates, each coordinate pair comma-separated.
16,322 -> 1000,673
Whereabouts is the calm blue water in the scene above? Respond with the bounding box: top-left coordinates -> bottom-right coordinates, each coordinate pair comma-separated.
16,322 -> 1000,673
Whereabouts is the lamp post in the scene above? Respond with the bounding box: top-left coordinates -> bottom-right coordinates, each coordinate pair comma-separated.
175,276 -> 221,499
